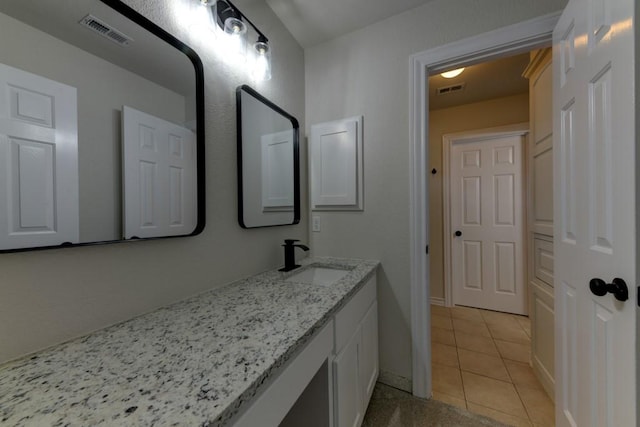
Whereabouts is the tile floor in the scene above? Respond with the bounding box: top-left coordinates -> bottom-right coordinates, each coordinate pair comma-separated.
430,305 -> 555,427
362,382 -> 509,427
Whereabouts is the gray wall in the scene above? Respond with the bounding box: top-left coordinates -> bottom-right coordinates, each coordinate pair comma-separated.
305,0 -> 566,387
0,0 -> 306,364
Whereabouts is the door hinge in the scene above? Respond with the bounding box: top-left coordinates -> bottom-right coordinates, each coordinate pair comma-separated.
426,245 -> 429,254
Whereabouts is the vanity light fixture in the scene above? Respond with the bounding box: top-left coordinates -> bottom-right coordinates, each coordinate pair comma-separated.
440,67 -> 465,78
200,0 -> 272,81
252,36 -> 272,81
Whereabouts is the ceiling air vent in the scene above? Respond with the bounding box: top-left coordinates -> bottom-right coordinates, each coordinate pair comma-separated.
437,82 -> 466,95
79,14 -> 133,47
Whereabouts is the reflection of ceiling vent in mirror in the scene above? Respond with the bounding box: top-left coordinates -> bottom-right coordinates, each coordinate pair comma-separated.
437,82 -> 466,95
79,15 -> 133,47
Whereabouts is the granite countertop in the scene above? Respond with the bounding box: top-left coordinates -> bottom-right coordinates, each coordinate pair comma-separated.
0,257 -> 379,426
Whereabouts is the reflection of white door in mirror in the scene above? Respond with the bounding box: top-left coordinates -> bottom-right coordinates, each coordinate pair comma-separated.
0,63 -> 79,250
122,106 -> 196,239
261,130 -> 294,212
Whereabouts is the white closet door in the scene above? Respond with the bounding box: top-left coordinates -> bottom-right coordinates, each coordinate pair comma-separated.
450,134 -> 526,315
122,106 -> 196,239
0,63 -> 78,250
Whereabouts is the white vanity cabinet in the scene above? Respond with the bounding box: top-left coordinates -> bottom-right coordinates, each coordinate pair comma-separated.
230,272 -> 378,427
333,275 -> 378,427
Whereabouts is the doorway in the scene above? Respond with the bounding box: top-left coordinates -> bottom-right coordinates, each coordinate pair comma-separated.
410,2 -> 638,426
426,51 -> 552,423
407,11 -> 559,399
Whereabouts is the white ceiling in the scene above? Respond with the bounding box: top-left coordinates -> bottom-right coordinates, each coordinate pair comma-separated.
428,53 -> 530,110
266,0 -> 436,48
263,0 -> 530,110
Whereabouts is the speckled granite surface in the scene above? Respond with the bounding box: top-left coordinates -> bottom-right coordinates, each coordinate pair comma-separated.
0,257 -> 378,426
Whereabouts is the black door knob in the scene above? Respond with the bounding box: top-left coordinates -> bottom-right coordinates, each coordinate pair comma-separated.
454,230 -> 462,237
589,278 -> 629,301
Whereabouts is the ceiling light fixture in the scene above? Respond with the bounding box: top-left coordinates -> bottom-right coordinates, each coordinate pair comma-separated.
440,67 -> 465,79
200,0 -> 272,81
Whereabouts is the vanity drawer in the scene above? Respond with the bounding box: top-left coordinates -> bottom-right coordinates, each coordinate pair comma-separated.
334,275 -> 376,352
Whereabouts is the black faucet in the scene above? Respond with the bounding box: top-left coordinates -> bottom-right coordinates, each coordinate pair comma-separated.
279,239 -> 309,272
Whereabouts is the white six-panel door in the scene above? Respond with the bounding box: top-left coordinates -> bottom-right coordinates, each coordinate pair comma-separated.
449,132 -> 526,314
122,106 -> 196,239
553,0 -> 636,425
0,63 -> 78,250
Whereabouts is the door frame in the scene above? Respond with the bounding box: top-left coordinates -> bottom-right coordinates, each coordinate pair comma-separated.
408,12 -> 560,398
442,124 -> 529,308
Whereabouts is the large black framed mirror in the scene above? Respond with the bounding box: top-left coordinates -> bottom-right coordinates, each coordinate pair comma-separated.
0,0 -> 205,252
237,85 -> 300,228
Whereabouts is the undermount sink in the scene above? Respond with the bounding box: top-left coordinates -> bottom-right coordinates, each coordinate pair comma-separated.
285,266 -> 351,286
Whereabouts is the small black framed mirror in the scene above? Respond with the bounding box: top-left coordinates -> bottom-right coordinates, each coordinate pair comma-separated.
237,85 -> 300,228
0,0 -> 205,252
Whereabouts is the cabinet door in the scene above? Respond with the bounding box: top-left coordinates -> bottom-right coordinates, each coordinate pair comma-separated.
333,329 -> 362,427
310,116 -> 363,210
359,301 -> 378,407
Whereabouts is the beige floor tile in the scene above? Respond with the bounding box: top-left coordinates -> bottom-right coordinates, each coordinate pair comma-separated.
461,371 -> 528,419
467,403 -> 532,427
431,305 -> 451,317
516,384 -> 555,426
450,306 -> 484,321
504,360 -> 544,390
458,348 -> 510,382
495,340 -> 530,363
432,391 -> 467,410
488,323 -> 531,344
431,342 -> 459,368
431,326 -> 456,346
516,316 -> 531,336
482,312 -> 522,329
454,331 -> 500,356
432,363 -> 465,399
432,314 -> 453,330
452,318 -> 492,337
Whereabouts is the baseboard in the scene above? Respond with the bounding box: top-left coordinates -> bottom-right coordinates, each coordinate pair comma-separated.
532,356 -> 555,402
378,370 -> 412,393
430,297 -> 445,306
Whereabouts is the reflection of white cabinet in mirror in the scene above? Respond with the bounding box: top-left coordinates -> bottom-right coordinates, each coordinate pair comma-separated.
310,116 -> 363,210
0,63 -> 79,249
122,106 -> 196,239
237,85 -> 299,228
261,130 -> 294,211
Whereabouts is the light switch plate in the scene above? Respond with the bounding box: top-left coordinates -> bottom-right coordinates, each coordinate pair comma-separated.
312,216 -> 321,232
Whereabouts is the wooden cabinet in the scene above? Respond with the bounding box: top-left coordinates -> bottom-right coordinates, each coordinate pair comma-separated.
333,276 -> 378,427
523,48 -> 555,401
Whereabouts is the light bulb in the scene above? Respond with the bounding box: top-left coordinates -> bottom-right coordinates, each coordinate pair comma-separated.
187,1 -> 217,42
252,41 -> 271,81
224,17 -> 247,62
440,67 -> 465,78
